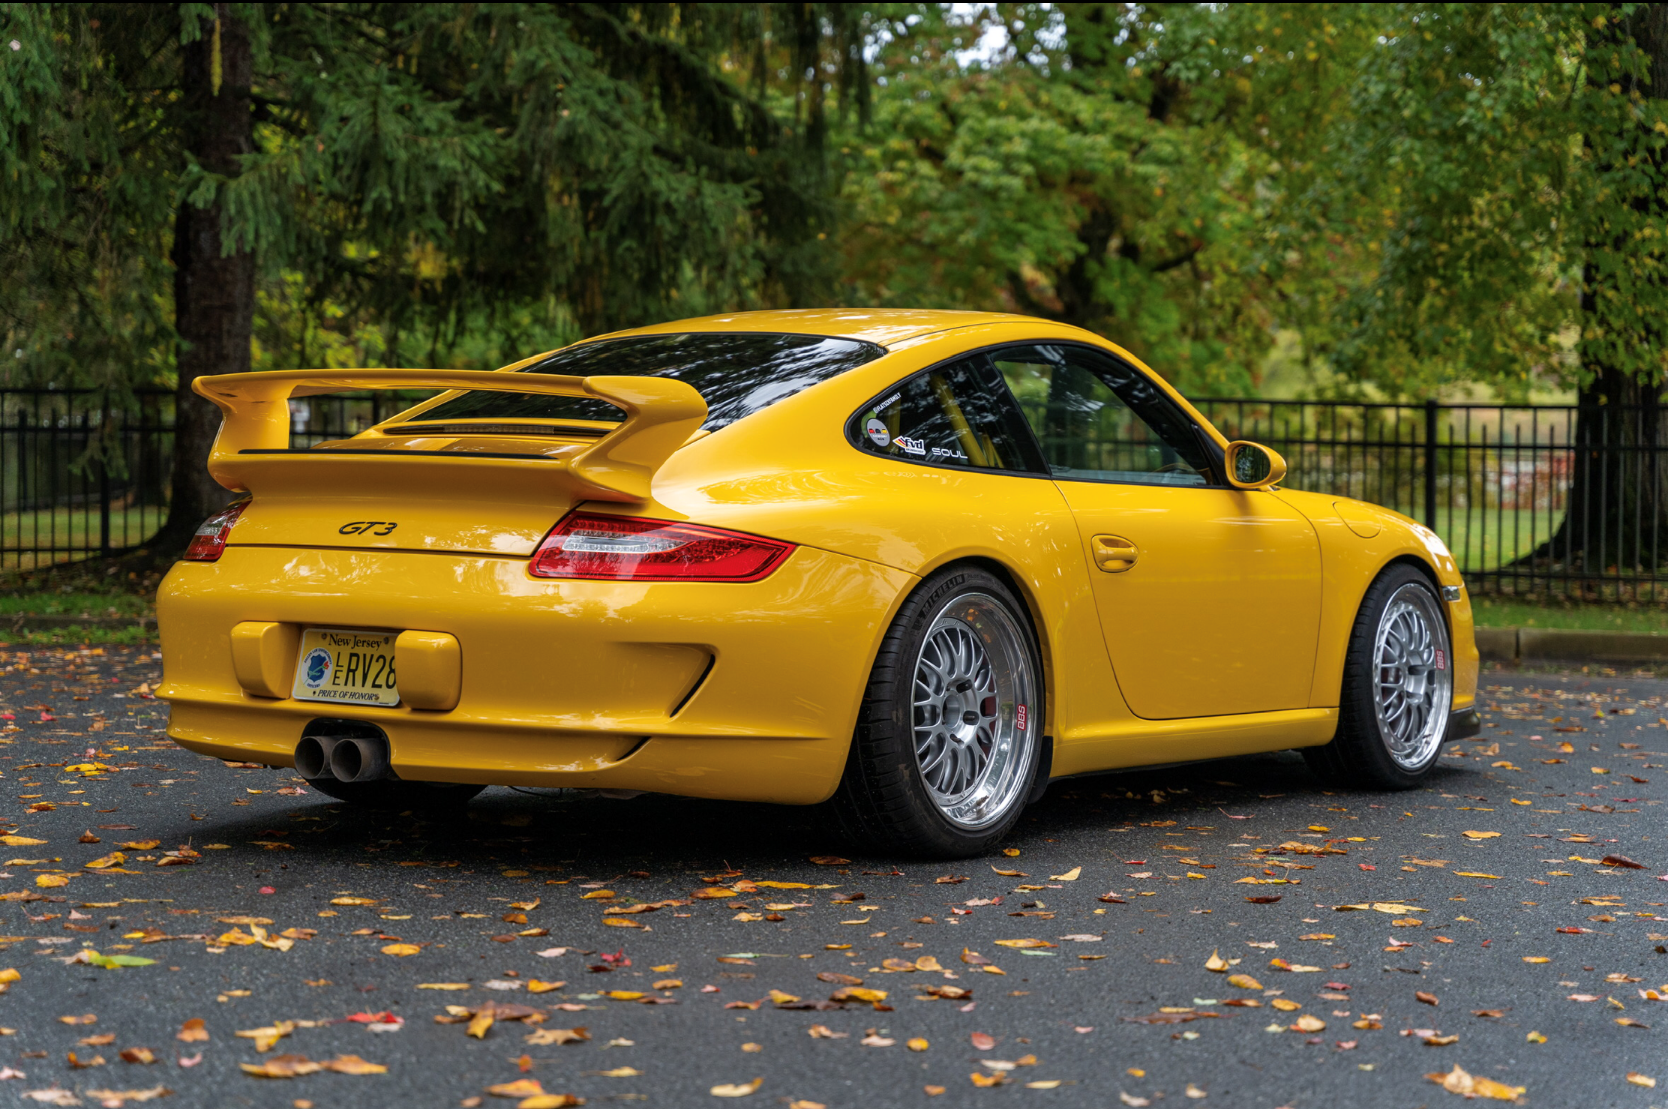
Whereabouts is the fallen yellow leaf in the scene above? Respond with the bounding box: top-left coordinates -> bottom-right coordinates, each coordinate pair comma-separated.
710,1077 -> 763,1097
381,943 -> 420,957
1425,1064 -> 1524,1100
235,1022 -> 294,1053
486,1079 -> 545,1098
323,1054 -> 387,1075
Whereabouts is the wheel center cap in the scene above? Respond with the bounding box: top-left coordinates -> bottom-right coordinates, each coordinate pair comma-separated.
943,690 -> 979,745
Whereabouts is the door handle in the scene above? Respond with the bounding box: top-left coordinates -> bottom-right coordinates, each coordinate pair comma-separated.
1091,534 -> 1138,573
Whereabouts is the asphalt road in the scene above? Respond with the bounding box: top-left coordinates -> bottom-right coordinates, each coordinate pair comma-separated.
0,647 -> 1660,1109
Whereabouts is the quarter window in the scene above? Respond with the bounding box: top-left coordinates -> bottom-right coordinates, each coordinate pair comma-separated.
851,357 -> 1044,474
992,345 -> 1213,486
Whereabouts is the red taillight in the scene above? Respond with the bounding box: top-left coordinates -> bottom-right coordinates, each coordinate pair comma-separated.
528,512 -> 795,582
183,501 -> 248,562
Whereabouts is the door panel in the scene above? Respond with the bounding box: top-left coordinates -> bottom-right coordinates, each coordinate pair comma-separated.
1059,481 -> 1322,719
989,341 -> 1322,721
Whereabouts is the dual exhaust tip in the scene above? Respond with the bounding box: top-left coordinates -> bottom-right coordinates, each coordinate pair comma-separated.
295,722 -> 394,783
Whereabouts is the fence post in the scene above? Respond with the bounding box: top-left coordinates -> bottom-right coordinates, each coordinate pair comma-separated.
99,415 -> 111,559
1424,399 -> 1439,532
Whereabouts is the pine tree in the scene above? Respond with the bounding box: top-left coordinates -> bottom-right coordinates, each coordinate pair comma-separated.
0,2 -> 844,558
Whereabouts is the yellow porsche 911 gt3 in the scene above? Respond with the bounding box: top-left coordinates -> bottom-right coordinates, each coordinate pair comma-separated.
158,309 -> 1479,857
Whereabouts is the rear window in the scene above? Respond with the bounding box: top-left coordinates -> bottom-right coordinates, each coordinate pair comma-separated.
400,332 -> 886,432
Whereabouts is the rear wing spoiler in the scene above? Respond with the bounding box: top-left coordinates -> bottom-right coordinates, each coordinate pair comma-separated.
192,369 -> 707,502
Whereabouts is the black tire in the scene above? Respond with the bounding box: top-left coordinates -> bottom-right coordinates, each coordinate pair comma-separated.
302,777 -> 486,809
1303,563 -> 1454,790
831,565 -> 1045,858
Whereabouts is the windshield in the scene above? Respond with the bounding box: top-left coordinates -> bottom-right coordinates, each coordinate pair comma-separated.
400,332 -> 887,432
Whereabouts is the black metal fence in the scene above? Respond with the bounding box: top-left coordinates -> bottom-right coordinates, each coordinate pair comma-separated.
4,389 -> 1664,600
0,388 -> 428,570
1193,399 -> 1665,602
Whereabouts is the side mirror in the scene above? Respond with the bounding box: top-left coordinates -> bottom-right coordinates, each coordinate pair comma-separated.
1225,441 -> 1287,490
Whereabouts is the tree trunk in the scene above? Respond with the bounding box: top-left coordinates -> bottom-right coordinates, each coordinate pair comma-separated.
151,5 -> 254,558
1533,4 -> 1668,594
1549,359 -> 1668,587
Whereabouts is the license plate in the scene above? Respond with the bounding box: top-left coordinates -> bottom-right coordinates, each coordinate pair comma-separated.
291,628 -> 400,706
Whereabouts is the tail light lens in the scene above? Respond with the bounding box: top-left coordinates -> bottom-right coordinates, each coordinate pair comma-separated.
529,512 -> 795,582
183,501 -> 248,562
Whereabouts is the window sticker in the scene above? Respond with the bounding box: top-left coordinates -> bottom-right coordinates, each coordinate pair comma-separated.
864,417 -> 891,447
895,435 -> 927,456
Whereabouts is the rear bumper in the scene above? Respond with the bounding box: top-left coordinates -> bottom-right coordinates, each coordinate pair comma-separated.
157,544 -> 915,804
1445,706 -> 1482,741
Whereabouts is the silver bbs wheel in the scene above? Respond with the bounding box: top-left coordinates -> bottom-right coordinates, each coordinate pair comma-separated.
911,591 -> 1037,830
1372,582 -> 1452,770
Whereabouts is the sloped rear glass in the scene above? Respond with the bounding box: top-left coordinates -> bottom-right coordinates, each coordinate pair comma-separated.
400,332 -> 886,432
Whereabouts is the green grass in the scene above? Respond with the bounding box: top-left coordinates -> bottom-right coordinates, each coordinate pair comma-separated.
1356,503 -> 1565,572
1469,596 -> 1668,633
0,626 -> 155,646
1432,506 -> 1564,572
0,592 -> 152,617
0,507 -> 163,568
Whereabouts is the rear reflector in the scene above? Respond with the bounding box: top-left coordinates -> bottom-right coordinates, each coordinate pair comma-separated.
528,512 -> 794,582
183,500 -> 249,562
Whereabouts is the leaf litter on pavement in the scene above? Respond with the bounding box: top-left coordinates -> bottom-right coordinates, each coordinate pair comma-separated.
0,651 -> 1660,1101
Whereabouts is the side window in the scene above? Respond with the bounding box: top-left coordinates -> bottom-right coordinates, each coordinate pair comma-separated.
851,357 -> 1044,473
993,345 -> 1214,487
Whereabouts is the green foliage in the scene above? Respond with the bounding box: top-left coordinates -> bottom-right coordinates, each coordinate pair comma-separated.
0,4 -> 180,393
839,4 -> 1285,394
0,2 -> 850,389
4,2 -> 1667,405
1263,3 -> 1668,398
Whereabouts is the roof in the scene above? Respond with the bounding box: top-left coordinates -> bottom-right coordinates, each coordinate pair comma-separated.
599,308 -> 1037,349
